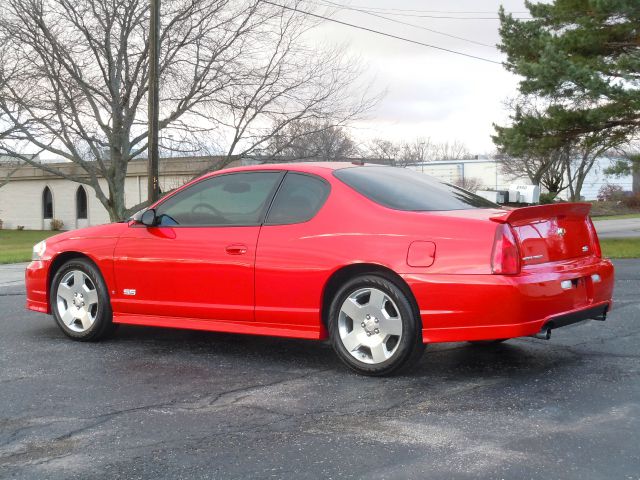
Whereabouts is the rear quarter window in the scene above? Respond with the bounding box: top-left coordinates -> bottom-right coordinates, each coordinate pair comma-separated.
265,173 -> 330,225
334,166 -> 498,211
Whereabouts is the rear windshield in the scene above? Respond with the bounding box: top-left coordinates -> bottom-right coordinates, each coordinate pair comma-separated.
334,166 -> 499,211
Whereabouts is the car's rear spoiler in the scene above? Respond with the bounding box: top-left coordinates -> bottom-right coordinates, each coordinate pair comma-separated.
490,203 -> 592,225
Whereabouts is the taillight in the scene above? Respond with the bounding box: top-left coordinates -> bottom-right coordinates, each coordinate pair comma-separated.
491,224 -> 521,275
586,217 -> 602,258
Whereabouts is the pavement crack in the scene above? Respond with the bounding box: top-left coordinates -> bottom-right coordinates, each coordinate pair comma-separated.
184,368 -> 334,411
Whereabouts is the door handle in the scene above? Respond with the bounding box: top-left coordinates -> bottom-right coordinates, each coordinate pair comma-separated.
225,244 -> 248,255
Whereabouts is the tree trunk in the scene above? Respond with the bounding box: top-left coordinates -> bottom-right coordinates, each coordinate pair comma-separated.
633,159 -> 640,195
104,147 -> 129,222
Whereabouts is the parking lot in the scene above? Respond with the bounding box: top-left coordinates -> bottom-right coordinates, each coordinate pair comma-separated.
1,260 -> 639,479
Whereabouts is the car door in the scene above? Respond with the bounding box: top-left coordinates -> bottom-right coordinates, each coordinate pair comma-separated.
112,170 -> 283,322
254,172 -> 331,334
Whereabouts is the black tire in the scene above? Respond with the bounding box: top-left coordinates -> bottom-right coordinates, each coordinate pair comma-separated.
49,258 -> 115,341
328,274 -> 425,376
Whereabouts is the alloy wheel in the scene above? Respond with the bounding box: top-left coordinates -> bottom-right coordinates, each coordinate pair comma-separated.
337,287 -> 403,364
55,270 -> 99,333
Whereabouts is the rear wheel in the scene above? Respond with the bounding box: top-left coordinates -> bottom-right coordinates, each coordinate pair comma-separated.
50,258 -> 114,341
328,275 -> 425,376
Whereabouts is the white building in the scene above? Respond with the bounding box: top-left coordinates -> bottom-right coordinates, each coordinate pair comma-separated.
0,156 -> 239,230
407,156 -> 633,201
406,158 -> 526,192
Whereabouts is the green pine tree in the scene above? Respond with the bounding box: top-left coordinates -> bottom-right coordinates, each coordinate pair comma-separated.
493,0 -> 640,196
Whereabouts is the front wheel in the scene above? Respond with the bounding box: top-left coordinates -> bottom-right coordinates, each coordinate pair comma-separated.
50,258 -> 114,341
328,275 -> 425,376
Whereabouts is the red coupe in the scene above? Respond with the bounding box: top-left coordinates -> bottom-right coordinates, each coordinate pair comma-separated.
25,163 -> 614,375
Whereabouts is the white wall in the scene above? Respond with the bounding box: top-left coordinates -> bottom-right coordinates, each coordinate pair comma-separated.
0,174 -> 191,230
409,158 -> 633,201
408,160 -> 529,191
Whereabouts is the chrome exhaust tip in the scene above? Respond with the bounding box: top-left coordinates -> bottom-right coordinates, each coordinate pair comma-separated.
532,327 -> 551,340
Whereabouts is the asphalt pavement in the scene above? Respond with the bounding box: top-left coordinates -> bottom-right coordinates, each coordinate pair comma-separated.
593,217 -> 640,238
0,260 -> 639,479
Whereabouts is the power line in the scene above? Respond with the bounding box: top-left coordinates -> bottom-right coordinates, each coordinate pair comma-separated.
263,1 -> 503,64
349,11 -> 530,20
309,0 -> 496,48
307,2 -> 531,19
319,4 -> 530,15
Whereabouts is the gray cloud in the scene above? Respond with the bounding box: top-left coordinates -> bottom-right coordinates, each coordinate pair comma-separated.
306,0 -> 528,151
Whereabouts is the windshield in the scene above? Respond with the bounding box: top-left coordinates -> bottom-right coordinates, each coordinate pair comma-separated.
334,166 -> 499,211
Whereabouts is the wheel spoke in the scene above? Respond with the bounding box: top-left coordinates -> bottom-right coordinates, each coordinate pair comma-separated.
368,289 -> 386,310
83,288 -> 98,306
73,271 -> 85,289
341,330 -> 362,352
370,341 -> 390,364
380,317 -> 402,337
61,309 -> 75,326
341,298 -> 364,321
79,310 -> 92,330
57,283 -> 74,303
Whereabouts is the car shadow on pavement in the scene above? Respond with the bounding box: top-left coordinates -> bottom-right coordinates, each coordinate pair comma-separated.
33,319 -> 582,384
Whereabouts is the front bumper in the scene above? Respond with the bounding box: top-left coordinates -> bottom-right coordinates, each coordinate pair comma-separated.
25,260 -> 50,313
402,256 -> 614,343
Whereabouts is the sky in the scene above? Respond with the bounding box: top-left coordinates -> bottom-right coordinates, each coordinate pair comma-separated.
304,0 -> 530,153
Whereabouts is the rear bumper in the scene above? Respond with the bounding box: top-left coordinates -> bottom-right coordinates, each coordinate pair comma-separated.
402,257 -> 614,343
544,303 -> 608,330
25,260 -> 50,314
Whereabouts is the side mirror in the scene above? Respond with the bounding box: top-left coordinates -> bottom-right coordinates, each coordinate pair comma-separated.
140,209 -> 157,227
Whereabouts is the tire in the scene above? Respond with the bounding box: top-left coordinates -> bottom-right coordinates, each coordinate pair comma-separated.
49,258 -> 115,341
328,274 -> 425,376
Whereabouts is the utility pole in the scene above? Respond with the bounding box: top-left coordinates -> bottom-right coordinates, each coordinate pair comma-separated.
147,0 -> 160,203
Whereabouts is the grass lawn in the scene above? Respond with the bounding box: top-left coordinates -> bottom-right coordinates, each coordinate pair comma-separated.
600,238 -> 640,259
592,213 -> 640,221
0,230 -> 58,264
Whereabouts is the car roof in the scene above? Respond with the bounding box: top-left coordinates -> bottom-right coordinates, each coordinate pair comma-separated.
201,161 -> 364,179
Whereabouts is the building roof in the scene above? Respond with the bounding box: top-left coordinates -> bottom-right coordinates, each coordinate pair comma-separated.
0,155 -> 231,181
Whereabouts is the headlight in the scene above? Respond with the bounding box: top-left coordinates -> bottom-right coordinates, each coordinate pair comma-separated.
32,240 -> 47,261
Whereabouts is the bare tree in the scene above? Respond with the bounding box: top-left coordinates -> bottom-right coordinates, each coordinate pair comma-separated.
432,140 -> 473,161
0,158 -> 22,189
365,138 -> 401,165
262,120 -> 358,161
453,176 -> 483,193
565,134 -> 624,201
0,0 -> 373,221
364,137 -> 474,166
399,137 -> 434,166
494,96 -> 570,196
0,45 -> 27,189
499,148 -> 569,198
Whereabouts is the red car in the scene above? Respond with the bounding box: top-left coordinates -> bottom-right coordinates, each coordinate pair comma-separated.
26,163 -> 614,375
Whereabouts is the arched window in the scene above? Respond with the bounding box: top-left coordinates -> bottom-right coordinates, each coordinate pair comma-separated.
42,186 -> 53,219
76,186 -> 88,219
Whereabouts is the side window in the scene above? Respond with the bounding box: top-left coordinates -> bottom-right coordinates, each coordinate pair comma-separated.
156,172 -> 281,226
265,173 -> 330,225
